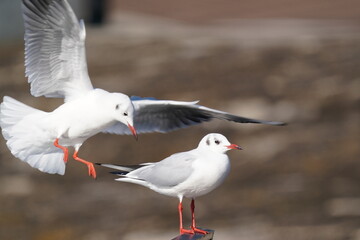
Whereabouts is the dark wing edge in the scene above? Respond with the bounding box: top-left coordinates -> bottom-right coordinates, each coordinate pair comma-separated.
103,98 -> 286,135
197,105 -> 287,126
133,103 -> 213,133
132,97 -> 286,133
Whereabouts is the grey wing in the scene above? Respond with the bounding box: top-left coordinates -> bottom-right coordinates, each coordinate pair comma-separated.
102,96 -> 285,135
22,0 -> 93,101
129,152 -> 195,188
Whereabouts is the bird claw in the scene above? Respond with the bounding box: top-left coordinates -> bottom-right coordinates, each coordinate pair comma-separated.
87,163 -> 97,179
180,227 -> 208,235
180,228 -> 194,235
73,151 -> 96,179
192,227 -> 208,235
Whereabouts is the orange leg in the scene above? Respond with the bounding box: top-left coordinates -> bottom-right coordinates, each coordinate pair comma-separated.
53,138 -> 69,163
178,201 -> 194,234
190,199 -> 208,234
73,151 -> 97,179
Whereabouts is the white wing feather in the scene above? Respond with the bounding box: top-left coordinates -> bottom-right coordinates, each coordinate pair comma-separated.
22,0 -> 93,101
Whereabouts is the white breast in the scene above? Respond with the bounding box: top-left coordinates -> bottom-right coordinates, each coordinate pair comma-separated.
176,153 -> 230,199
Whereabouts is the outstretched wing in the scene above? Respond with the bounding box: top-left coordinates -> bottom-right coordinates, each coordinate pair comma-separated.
103,96 -> 286,135
22,0 -> 93,101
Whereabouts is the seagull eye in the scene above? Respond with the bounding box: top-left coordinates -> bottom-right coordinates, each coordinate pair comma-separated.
123,112 -> 128,116
215,140 -> 220,145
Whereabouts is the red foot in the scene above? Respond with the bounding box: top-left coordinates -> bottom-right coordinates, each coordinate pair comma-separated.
192,227 -> 208,235
54,138 -> 68,163
84,162 -> 97,179
73,151 -> 97,179
180,227 -> 208,235
180,228 -> 194,235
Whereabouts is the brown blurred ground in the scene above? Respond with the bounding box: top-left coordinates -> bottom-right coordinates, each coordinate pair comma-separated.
0,1 -> 360,240
111,0 -> 360,22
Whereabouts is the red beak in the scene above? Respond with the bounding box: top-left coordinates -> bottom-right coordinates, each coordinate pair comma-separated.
227,144 -> 242,150
127,123 -> 138,140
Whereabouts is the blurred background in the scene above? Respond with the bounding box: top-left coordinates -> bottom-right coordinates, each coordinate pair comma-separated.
0,0 -> 359,239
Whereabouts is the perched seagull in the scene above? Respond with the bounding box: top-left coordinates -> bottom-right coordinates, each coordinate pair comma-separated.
0,0 -> 284,178
97,133 -> 242,235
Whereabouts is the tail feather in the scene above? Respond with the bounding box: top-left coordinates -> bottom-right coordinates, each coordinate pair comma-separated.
0,96 -> 65,175
110,171 -> 128,175
26,152 -> 65,175
96,163 -> 150,187
0,96 -> 39,132
96,163 -> 135,173
96,163 -> 147,176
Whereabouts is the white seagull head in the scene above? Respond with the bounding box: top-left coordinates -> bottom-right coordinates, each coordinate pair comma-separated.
105,92 -> 137,138
198,133 -> 242,153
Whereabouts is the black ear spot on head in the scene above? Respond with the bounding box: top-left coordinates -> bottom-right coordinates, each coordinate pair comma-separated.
206,139 -> 210,145
115,104 -> 119,110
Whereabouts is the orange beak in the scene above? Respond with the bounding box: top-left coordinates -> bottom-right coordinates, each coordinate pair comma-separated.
226,144 -> 242,150
127,123 -> 138,140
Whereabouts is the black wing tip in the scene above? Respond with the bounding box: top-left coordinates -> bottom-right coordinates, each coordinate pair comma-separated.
227,114 -> 288,126
110,171 -> 127,176
232,118 -> 288,126
251,121 -> 287,126
267,121 -> 288,126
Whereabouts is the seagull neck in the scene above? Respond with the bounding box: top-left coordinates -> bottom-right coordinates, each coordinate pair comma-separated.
196,146 -> 226,155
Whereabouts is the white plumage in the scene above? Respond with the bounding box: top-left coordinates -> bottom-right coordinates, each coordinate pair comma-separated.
98,133 -> 242,234
0,90 -> 136,177
0,96 -> 65,174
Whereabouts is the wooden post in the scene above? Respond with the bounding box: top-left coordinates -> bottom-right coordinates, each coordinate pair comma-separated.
171,229 -> 214,240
